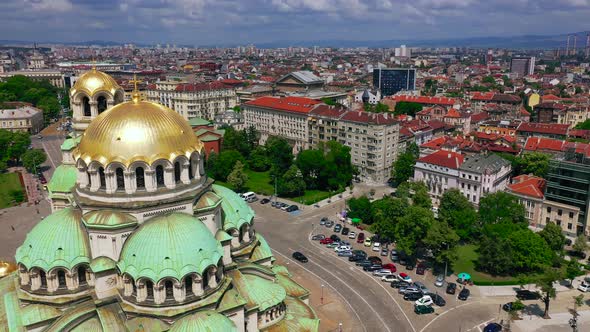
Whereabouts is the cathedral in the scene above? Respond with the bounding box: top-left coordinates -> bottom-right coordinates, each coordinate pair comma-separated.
0,68 -> 319,331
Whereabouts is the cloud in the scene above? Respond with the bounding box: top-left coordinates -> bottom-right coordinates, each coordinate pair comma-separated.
25,0 -> 73,12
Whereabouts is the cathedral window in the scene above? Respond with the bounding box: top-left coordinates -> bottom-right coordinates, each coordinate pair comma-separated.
57,270 -> 67,289
116,167 -> 125,190
156,165 -> 165,187
136,167 -> 145,189
82,97 -> 91,117
98,167 -> 106,190
97,96 -> 107,114
174,162 -> 181,183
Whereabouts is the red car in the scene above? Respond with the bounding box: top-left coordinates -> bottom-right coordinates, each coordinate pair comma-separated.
381,263 -> 397,273
320,238 -> 334,245
357,232 -> 365,244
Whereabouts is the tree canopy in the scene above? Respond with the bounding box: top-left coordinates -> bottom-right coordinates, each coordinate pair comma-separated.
394,101 -> 422,116
538,222 -> 566,252
0,75 -> 62,124
21,149 -> 47,173
394,206 -> 434,256
391,143 -> 419,185
227,160 -> 248,192
438,189 -> 478,240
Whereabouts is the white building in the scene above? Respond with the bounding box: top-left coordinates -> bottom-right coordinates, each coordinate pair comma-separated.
457,153 -> 512,206
354,89 -> 381,104
0,104 -> 44,134
413,150 -> 464,206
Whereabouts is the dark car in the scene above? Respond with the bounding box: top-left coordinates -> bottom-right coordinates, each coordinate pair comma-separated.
292,252 -> 308,263
38,174 -> 47,184
311,234 -> 325,241
330,235 -> 341,242
341,227 -> 350,236
446,283 -> 457,295
458,288 -> 470,301
516,290 -> 541,300
502,302 -> 515,312
483,323 -> 503,332
363,264 -> 383,272
405,259 -> 415,270
426,293 -> 446,306
356,260 -> 373,267
390,250 -> 399,262
416,263 -> 426,275
367,256 -> 382,264
271,201 -> 279,207
399,253 -> 408,265
403,292 -> 423,301
390,280 -> 410,289
321,217 -> 328,222
325,220 -> 334,228
348,254 -> 365,262
414,305 -> 434,315
334,224 -> 342,233
565,238 -> 573,246
568,250 -> 587,259
260,198 -> 270,204
286,205 -> 299,212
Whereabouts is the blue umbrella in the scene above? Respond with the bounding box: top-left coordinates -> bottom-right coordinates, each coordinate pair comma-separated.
458,272 -> 471,280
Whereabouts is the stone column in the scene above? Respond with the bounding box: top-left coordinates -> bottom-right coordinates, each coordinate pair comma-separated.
105,170 -> 116,194
124,170 -> 135,194
87,271 -> 95,286
19,269 -> 30,286
145,170 -> 156,192
89,101 -> 98,118
30,271 -> 40,290
66,270 -> 76,290
193,275 -> 204,297
243,225 -> 250,243
137,283 -> 147,302
72,101 -> 81,119
164,166 -> 175,189
208,268 -> 217,289
47,272 -> 57,293
181,163 -> 190,184
124,279 -> 133,297
89,170 -> 100,191
173,281 -> 183,302
154,284 -> 164,304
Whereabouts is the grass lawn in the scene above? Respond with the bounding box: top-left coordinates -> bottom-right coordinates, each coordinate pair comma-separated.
0,172 -> 25,209
454,244 -> 530,285
215,169 -> 339,205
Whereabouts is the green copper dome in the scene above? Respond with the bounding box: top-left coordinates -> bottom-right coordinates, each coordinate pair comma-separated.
15,207 -> 90,271
82,210 -> 138,230
117,213 -> 223,282
212,184 -> 254,231
170,310 -> 237,332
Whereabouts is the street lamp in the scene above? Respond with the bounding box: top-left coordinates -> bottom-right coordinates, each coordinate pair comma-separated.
320,284 -> 324,304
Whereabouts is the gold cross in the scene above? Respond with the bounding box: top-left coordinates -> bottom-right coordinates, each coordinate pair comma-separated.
129,74 -> 142,92
91,58 -> 96,70
130,73 -> 143,103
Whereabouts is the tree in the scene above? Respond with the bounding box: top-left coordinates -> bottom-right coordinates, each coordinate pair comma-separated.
205,151 -> 218,178
391,142 -> 419,185
395,206 -> 434,256
370,197 -> 408,240
512,152 -> 550,178
482,76 -> 496,84
248,146 -> 270,171
7,132 -> 31,162
266,136 -> 293,179
536,267 -> 563,319
477,236 -> 515,275
507,230 -> 554,273
37,96 -> 61,123
319,141 -> 353,190
347,196 -> 373,224
478,192 -> 527,237
411,182 -> 432,209
575,119 -> 590,130
394,101 -> 422,116
439,189 -> 478,240
296,149 -> 325,189
539,222 -> 566,252
210,150 -> 245,181
565,260 -> 582,287
278,165 -> 306,197
423,220 -> 459,266
573,235 -> 589,253
21,149 -> 46,173
227,161 -> 248,192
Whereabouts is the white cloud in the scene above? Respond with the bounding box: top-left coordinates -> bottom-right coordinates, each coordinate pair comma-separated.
25,0 -> 72,12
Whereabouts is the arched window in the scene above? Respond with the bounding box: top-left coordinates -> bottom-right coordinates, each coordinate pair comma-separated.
57,270 -> 67,288
97,96 -> 107,114
98,167 -> 106,190
136,167 -> 145,189
39,270 -> 47,288
188,161 -> 194,180
82,97 -> 91,117
145,280 -> 154,299
216,263 -> 223,283
78,266 -> 87,284
132,279 -> 137,296
202,271 -> 209,291
116,167 -> 125,190
87,171 -> 92,188
165,280 -> 174,301
156,165 -> 165,187
185,276 -> 193,296
174,162 -> 181,183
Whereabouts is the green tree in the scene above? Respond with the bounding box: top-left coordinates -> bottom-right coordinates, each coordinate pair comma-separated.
536,267 -> 563,319
512,152 -> 550,178
205,151 -> 218,178
539,222 -> 566,252
7,132 -> 31,162
423,220 -> 459,266
37,96 -> 61,123
439,189 -> 478,240
391,142 -> 419,185
248,146 -> 270,171
478,192 -> 527,237
411,182 -> 432,209
296,149 -> 325,189
482,76 -> 496,84
394,181 -> 411,201
266,136 -> 293,179
507,230 -> 554,273
565,260 -> 582,287
394,101 -> 422,116
209,150 -> 245,181
573,235 -> 589,253
21,149 -> 46,173
227,160 -> 248,192
319,141 -> 353,190
347,196 -> 373,224
278,164 -> 306,197
478,236 -> 515,275
395,206 -> 434,256
575,119 -> 590,130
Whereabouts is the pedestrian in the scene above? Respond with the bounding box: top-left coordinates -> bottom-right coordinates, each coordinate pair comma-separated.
11,226 -> 15,231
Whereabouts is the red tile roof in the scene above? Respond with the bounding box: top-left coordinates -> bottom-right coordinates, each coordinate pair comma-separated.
470,111 -> 490,123
471,92 -> 495,101
391,95 -> 456,106
542,94 -> 560,101
245,96 -> 321,114
420,136 -> 449,149
417,150 -> 464,169
524,137 -> 565,152
309,104 -> 348,118
445,108 -> 461,118
340,110 -> 397,125
508,175 -> 546,199
517,122 -> 570,136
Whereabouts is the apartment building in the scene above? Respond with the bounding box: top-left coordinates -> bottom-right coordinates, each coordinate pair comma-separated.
457,153 -> 511,206
0,104 -> 44,134
0,70 -> 64,88
145,81 -> 237,121
413,150 -> 464,205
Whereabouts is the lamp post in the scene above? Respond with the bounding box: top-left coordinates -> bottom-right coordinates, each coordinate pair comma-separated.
443,242 -> 449,283
320,284 -> 324,304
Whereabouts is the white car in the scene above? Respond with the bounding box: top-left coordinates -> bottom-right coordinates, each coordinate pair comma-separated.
398,273 -> 412,283
372,242 -> 381,252
415,295 -> 434,306
381,274 -> 397,282
348,231 -> 356,239
334,245 -> 351,253
578,282 -> 590,292
373,269 -> 394,277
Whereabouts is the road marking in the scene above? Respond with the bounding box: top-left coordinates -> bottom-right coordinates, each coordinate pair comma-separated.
464,318 -> 496,332
418,301 -> 476,332
286,247 -> 393,332
270,249 -> 368,332
41,141 -> 57,169
307,231 -> 417,332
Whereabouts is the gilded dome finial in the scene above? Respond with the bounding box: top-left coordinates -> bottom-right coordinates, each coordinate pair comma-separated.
129,74 -> 142,103
91,58 -> 96,71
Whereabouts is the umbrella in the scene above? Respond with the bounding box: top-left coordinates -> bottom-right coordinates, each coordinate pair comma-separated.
351,218 -> 361,224
457,272 -> 471,280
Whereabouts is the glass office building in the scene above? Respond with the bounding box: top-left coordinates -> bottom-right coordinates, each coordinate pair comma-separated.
373,68 -> 416,96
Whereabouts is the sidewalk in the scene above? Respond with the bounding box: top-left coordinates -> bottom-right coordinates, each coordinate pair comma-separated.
478,275 -> 589,297
8,167 -> 42,206
511,310 -> 590,332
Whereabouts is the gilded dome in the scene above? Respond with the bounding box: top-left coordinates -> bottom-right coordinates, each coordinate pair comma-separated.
71,68 -> 122,97
74,100 -> 203,167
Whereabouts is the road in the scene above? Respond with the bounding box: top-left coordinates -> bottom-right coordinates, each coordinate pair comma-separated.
32,125 -> 67,179
253,198 -> 501,332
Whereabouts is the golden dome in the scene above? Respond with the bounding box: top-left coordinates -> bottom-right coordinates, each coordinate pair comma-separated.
0,260 -> 17,278
70,68 -> 122,97
74,100 -> 203,167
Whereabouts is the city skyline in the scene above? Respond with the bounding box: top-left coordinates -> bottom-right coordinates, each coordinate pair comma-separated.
3,0 -> 590,46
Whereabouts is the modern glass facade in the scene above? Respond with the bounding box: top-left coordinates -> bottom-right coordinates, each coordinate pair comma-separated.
372,68 -> 416,96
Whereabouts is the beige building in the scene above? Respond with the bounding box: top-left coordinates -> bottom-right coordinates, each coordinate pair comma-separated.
0,104 -> 44,133
556,107 -> 589,128
146,81 -> 237,121
541,201 -> 581,235
0,70 -> 64,88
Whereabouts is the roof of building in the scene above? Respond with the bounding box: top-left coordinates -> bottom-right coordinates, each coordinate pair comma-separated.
471,92 -> 495,101
459,153 -> 510,174
82,210 -> 138,230
469,111 -> 490,124
15,207 -> 90,271
174,81 -> 230,92
250,234 -> 274,263
194,191 -> 222,211
0,106 -> 42,120
245,96 -> 321,115
89,256 -> 117,273
169,310 -> 238,332
277,71 -> 323,84
188,117 -> 211,126
117,212 -> 223,283
309,104 -> 348,118
524,137 -> 565,153
445,108 -> 461,118
262,296 -> 319,332
417,150 -> 464,169
492,94 -> 521,103
230,270 -> 286,311
47,164 -> 77,194
60,136 -> 82,151
517,122 -> 570,136
507,174 -> 546,199
391,95 -> 456,106
212,184 -> 254,231
340,110 -> 398,125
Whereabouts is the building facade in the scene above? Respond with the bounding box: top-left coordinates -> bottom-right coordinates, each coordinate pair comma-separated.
510,57 -> 535,77
0,104 -> 44,133
0,70 -> 64,88
373,68 -> 416,97
457,154 -> 512,206
413,150 -> 464,206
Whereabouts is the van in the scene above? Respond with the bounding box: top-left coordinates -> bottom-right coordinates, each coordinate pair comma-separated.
242,192 -> 256,201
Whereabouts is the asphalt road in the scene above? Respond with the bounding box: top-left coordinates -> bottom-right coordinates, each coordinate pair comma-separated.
253,199 -> 501,332
32,130 -> 66,179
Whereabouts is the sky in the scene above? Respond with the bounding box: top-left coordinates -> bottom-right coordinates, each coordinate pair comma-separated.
1,0 -> 590,46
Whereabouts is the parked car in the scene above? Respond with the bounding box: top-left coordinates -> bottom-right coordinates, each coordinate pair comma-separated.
335,245 -> 352,253
390,280 -> 410,289
341,227 -> 350,236
338,251 -> 353,257
516,290 -> 541,300
380,248 -> 389,257
352,249 -> 366,256
390,250 -> 398,262
260,198 -> 270,204
416,263 -> 426,275
502,302 -> 515,312
348,254 -> 365,262
568,250 -> 587,259
357,232 -> 365,243
364,238 -> 372,247
356,260 -> 373,267
565,238 -> 573,246
426,293 -> 446,306
414,304 -> 435,315
434,274 -> 445,287
381,263 -> 397,273
348,231 -> 356,239
367,256 -> 382,264
334,224 -> 342,233
286,205 -> 299,212
398,273 -> 412,283
311,234 -> 325,241
329,235 -> 341,242
446,282 -> 457,295
363,264 -> 383,272
292,252 -> 308,263
415,295 -> 433,306
382,274 -> 397,282
404,291 -> 423,301
326,242 -> 340,248
577,281 -> 590,292
458,288 -> 470,301
372,242 -> 381,252
320,238 -> 333,245
483,323 -> 503,332
39,174 -> 47,184
373,269 -> 394,277
320,217 -> 327,225
325,220 -> 334,228
414,281 -> 429,294
405,258 -> 416,270
399,285 -> 421,294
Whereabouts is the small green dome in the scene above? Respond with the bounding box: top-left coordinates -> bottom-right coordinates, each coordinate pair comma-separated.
15,207 -> 90,271
83,210 -> 138,230
117,213 -> 223,282
212,184 -> 254,231
170,310 -> 237,332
